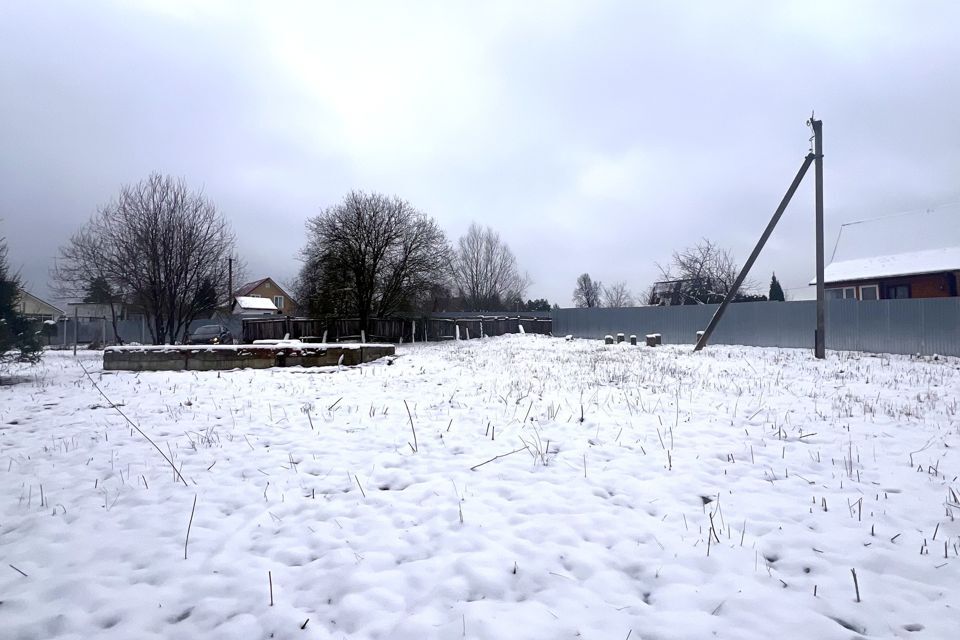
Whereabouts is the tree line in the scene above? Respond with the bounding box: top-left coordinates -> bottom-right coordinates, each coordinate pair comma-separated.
46,174 -> 541,344
573,239 -> 786,308
5,173 -> 790,351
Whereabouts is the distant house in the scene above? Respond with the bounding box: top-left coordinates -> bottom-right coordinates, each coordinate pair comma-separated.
813,248 -> 960,300
810,205 -> 960,301
65,301 -> 143,322
233,277 -> 297,315
17,290 -> 64,321
232,296 -> 279,315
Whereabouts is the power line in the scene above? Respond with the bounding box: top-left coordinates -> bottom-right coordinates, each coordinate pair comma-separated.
830,200 -> 960,262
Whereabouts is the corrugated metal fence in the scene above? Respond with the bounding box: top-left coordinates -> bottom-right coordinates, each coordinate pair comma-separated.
554,299 -> 960,356
45,301 -> 959,356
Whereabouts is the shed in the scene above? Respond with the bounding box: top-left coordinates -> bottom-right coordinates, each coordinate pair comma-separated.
232,296 -> 280,315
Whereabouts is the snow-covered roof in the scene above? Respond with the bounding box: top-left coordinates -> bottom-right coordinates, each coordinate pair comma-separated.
811,247 -> 960,285
234,296 -> 278,311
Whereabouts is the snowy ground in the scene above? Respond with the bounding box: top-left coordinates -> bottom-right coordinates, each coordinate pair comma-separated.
1,336 -> 958,639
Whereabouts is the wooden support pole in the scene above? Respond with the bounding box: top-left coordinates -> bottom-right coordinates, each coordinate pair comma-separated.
694,152 -> 815,352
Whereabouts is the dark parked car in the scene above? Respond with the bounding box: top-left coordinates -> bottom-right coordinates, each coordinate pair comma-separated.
187,324 -> 235,345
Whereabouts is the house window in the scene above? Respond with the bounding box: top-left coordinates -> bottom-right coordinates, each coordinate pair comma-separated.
860,285 -> 879,300
273,296 -> 284,310
886,285 -> 910,299
827,287 -> 856,299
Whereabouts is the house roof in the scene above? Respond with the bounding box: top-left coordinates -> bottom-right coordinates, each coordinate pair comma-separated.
18,290 -> 65,315
808,203 -> 960,286
811,247 -> 960,285
234,296 -> 278,311
234,278 -> 270,298
234,277 -> 296,306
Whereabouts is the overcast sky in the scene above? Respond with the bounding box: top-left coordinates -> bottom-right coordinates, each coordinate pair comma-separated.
2,1 -> 959,306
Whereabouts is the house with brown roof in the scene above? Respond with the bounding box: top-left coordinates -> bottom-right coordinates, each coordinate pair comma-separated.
233,277 -> 298,315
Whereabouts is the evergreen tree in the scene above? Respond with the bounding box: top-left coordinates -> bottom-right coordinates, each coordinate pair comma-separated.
0,236 -> 43,366
523,298 -> 551,312
193,277 -> 220,316
768,273 -> 785,302
84,276 -> 115,304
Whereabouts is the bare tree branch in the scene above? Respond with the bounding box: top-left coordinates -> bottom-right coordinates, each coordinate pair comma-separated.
296,191 -> 450,329
650,238 -> 757,305
451,223 -> 529,311
602,281 -> 634,307
572,273 -> 603,308
52,173 -> 235,344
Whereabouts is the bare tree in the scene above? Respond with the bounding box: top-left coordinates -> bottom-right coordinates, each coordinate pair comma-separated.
451,223 -> 530,311
651,238 -> 756,305
602,281 -> 634,307
297,191 -> 450,330
572,273 -> 603,308
52,173 -> 236,344
51,226 -> 128,342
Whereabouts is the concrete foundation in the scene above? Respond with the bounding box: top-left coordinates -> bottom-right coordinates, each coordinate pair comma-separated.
103,343 -> 395,372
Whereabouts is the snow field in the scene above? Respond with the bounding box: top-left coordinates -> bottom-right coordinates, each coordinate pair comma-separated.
1,336 -> 958,639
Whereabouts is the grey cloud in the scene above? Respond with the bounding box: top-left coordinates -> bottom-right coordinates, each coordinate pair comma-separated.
2,1 -> 958,306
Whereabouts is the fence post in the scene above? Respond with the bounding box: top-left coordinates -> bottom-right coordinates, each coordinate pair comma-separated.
102,317 -> 107,347
73,306 -> 78,356
411,320 -> 416,344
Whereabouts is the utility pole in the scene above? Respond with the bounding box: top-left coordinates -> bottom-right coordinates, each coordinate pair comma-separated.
228,257 -> 233,309
812,118 -> 826,359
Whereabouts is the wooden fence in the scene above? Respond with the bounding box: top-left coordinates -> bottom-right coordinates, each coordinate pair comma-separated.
241,315 -> 552,343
